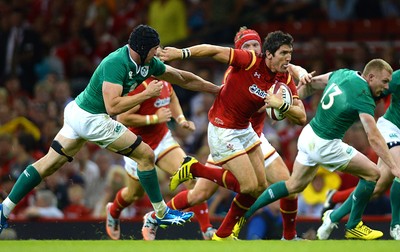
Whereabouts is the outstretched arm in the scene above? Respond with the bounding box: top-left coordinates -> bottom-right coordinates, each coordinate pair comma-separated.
360,113 -> 400,178
159,45 -> 231,64
156,65 -> 220,95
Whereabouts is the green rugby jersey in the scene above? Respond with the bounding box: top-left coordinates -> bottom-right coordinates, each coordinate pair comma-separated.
310,69 -> 375,140
383,70 -> 400,128
75,45 -> 166,114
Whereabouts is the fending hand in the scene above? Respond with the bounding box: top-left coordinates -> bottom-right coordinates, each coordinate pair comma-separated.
159,47 -> 182,62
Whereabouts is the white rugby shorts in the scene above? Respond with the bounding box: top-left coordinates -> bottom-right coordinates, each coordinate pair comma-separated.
207,122 -> 261,165
377,116 -> 400,145
295,124 -> 357,172
206,132 -> 279,168
60,100 -> 127,148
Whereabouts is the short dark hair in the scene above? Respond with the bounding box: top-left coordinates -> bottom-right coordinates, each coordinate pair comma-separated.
262,31 -> 293,56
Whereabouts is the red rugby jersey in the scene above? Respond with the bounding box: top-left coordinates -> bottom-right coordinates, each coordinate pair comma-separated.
127,77 -> 171,149
209,48 -> 298,130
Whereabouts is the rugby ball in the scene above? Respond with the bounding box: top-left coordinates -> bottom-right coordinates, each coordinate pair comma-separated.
266,82 -> 293,121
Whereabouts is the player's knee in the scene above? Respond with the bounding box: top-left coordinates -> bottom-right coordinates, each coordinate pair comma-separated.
141,147 -> 155,165
253,182 -> 268,196
130,141 -> 155,167
239,183 -> 258,194
370,168 -> 381,182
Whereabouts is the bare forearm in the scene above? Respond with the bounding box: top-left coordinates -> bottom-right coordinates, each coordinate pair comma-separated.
298,72 -> 330,99
361,113 -> 398,171
288,64 -> 307,81
169,93 -> 184,119
160,45 -> 230,64
117,114 -> 148,127
187,44 -> 230,63
107,92 -> 150,116
369,134 -> 397,171
181,78 -> 220,94
284,99 -> 307,126
161,69 -> 220,94
298,84 -> 315,99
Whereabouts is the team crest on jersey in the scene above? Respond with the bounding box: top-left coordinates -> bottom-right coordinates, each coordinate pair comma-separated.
249,84 -> 267,98
140,66 -> 149,77
128,71 -> 133,79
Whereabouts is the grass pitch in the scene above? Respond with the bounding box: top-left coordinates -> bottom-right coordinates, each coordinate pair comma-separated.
1,240 -> 398,252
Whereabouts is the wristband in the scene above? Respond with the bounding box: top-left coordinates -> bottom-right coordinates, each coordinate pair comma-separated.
152,114 -> 159,124
279,101 -> 290,114
146,115 -> 151,125
176,115 -> 186,124
181,48 -> 191,59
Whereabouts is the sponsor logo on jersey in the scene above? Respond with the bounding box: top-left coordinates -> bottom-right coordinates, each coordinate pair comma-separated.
389,133 -> 398,138
154,97 -> 171,107
254,71 -> 261,79
129,71 -> 134,79
249,84 -> 267,98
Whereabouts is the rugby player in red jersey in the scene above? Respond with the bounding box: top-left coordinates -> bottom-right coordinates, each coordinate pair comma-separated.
158,29 -> 309,240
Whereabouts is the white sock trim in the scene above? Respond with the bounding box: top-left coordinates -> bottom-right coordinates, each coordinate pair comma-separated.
2,198 -> 16,218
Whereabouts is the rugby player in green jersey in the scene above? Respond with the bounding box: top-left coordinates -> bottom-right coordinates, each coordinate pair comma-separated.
309,69 -> 400,240
0,24 -> 220,235
241,59 -> 400,240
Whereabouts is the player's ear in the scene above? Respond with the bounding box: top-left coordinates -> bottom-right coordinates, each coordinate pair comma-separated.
266,50 -> 274,60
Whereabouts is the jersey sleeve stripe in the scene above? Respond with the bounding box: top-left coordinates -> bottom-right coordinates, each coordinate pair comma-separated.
245,50 -> 257,71
228,48 -> 234,65
223,68 -> 233,85
286,74 -> 292,84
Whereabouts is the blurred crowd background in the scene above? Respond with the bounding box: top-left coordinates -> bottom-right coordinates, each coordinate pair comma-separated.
0,0 -> 399,224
